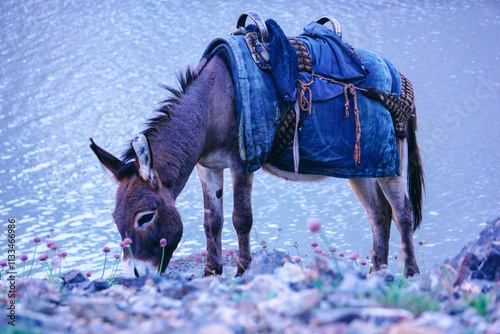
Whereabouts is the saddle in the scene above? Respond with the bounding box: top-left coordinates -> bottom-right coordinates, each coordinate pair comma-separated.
232,12 -> 415,163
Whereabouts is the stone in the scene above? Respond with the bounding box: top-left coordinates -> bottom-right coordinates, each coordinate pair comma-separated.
85,278 -> 110,292
113,276 -> 149,289
471,250 -> 500,281
275,262 -> 307,283
16,310 -> 74,333
196,323 -> 233,334
486,320 -> 500,334
11,218 -> 500,334
157,279 -> 195,299
448,217 -> 500,285
129,297 -> 157,317
245,274 -> 291,296
359,307 -> 414,325
310,308 -> 361,325
386,320 -> 444,334
415,311 -> 460,333
60,269 -> 88,285
242,249 -> 291,282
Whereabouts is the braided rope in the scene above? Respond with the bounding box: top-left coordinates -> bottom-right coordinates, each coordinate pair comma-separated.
297,78 -> 314,115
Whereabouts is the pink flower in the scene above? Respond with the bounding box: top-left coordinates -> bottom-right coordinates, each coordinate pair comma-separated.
338,252 -> 345,258
39,254 -> 49,261
307,218 -> 322,233
321,251 -> 332,259
293,256 -> 302,263
360,260 -> 367,266
57,251 -> 67,258
119,241 -> 125,248
224,248 -> 236,256
348,252 -> 359,261
113,254 -> 120,259
329,246 -> 336,253
33,236 -> 41,243
47,240 -> 58,251
160,239 -> 167,247
314,247 -> 323,254
103,246 -> 111,253
20,255 -> 28,262
311,241 -> 318,248
122,238 -> 133,247
0,261 -> 7,267
85,272 -> 92,277
200,249 -> 208,256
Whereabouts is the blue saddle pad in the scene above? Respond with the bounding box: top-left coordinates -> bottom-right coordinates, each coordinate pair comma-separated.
203,21 -> 401,178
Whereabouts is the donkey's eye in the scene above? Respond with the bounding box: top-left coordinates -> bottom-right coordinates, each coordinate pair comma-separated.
136,211 -> 155,229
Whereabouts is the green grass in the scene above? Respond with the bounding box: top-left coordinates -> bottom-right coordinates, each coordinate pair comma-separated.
377,281 -> 440,315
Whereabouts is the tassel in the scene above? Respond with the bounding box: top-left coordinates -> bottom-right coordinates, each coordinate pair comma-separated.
293,101 -> 300,173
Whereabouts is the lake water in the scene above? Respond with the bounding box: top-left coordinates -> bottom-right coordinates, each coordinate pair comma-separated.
1,0 -> 499,277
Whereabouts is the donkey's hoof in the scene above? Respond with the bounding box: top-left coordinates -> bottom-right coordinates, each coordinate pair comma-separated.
405,266 -> 420,277
235,268 -> 246,277
203,264 -> 223,277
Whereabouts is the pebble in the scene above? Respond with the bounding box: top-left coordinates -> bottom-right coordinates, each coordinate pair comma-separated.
1,217 -> 499,333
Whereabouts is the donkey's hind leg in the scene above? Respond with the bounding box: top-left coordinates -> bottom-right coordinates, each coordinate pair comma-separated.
230,168 -> 254,276
197,165 -> 224,276
349,178 -> 392,270
378,175 -> 420,277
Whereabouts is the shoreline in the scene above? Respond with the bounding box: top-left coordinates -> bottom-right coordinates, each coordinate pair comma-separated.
1,217 -> 499,333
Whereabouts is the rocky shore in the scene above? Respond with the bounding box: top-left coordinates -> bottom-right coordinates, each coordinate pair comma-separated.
1,218 -> 499,334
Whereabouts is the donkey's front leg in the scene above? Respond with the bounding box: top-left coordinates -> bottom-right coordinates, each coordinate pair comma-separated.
197,165 -> 224,276
230,169 -> 254,276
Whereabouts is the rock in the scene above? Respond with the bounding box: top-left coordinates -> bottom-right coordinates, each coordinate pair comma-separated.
16,310 -> 74,333
242,249 -> 291,282
245,274 -> 291,296
461,307 -> 489,333
157,280 -> 191,299
449,217 -> 500,285
67,296 -> 121,322
386,320 -> 445,334
415,311 -> 461,333
10,218 -> 500,334
60,269 -> 89,285
196,323 -> 233,334
359,307 -> 414,325
113,275 -> 167,290
486,320 -> 500,334
310,308 -> 361,325
129,296 -> 157,317
85,278 -> 110,292
275,262 -> 307,283
279,288 -> 322,317
471,250 -> 500,280
185,276 -> 220,292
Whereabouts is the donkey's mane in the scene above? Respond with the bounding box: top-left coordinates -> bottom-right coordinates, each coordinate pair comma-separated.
119,67 -> 200,176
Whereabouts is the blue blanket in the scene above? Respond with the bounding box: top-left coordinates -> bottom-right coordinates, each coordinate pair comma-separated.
203,21 -> 401,178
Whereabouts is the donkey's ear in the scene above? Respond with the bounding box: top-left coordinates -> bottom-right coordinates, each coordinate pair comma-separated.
131,133 -> 154,182
89,138 -> 125,182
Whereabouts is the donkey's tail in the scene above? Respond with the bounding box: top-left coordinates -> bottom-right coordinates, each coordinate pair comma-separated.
407,106 -> 425,231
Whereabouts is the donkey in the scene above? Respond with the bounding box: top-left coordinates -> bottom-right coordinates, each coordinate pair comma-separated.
90,46 -> 424,278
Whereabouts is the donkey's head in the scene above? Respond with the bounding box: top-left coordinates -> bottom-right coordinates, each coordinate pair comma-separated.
90,134 -> 183,277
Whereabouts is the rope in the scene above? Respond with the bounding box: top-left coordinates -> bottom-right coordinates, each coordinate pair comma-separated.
297,78 -> 314,115
292,78 -> 314,173
312,74 -> 363,164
